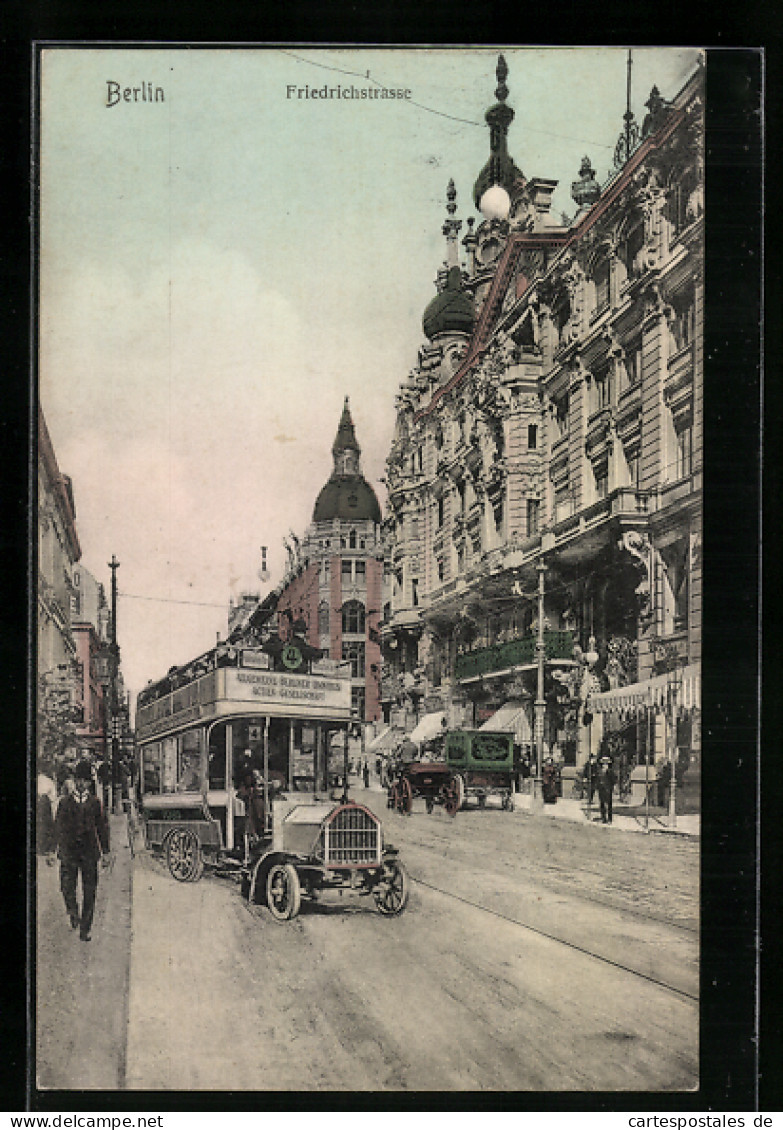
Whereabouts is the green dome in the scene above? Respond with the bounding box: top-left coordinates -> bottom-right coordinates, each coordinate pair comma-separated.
422,266 -> 475,341
313,475 -> 381,524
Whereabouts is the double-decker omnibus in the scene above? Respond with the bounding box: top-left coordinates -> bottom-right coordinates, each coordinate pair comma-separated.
135,643 -> 353,855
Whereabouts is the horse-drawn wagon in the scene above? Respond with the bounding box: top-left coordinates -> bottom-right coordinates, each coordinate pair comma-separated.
386,729 -> 516,816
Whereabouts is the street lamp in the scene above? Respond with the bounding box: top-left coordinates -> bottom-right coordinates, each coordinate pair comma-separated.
534,559 -> 547,800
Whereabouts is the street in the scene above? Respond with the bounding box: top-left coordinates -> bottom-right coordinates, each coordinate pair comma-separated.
119,788 -> 698,1093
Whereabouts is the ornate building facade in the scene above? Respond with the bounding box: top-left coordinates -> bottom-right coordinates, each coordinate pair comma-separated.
273,399 -> 384,724
381,58 -> 703,801
37,406 -> 82,772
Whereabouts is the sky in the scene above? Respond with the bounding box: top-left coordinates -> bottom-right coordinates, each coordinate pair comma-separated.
39,46 -> 702,702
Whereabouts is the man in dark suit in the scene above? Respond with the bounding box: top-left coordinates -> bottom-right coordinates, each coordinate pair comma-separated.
54,759 -> 110,941
596,755 -> 617,824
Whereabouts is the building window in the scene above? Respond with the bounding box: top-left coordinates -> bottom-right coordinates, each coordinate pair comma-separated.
456,479 -> 466,514
342,641 -> 365,679
436,558 -> 444,583
437,496 -> 444,528
349,529 -> 357,549
591,363 -> 612,412
553,394 -> 569,438
620,340 -> 642,393
528,423 -> 538,450
318,601 -> 330,635
675,420 -> 693,479
527,497 -> 540,536
554,484 -> 571,522
553,293 -> 571,346
669,292 -> 695,353
594,466 -> 609,499
341,559 -> 353,578
411,578 -> 419,607
625,450 -> 641,488
355,559 -> 366,579
342,600 -> 365,634
351,686 -> 366,720
594,255 -> 610,312
621,221 -> 644,280
493,497 -> 504,535
660,540 -> 689,634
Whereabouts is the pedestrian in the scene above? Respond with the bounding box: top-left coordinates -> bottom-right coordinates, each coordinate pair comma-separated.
54,759 -> 110,941
542,757 -> 558,804
363,760 -> 370,788
583,753 -> 598,805
596,754 -> 616,824
36,766 -> 57,858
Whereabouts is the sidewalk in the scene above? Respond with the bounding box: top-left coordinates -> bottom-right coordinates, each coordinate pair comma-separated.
35,809 -> 134,1091
358,777 -> 699,837
511,792 -> 700,837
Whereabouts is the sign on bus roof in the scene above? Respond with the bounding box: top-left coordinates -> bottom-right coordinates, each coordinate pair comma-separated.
136,666 -> 352,742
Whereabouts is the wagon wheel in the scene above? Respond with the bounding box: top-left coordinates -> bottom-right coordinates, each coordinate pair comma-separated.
374,858 -> 409,916
400,776 -> 413,814
443,774 -> 464,817
387,782 -> 399,810
266,862 -> 301,921
165,828 -> 204,882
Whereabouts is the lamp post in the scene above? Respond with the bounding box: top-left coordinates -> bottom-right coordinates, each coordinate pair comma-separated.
667,663 -> 681,829
108,554 -> 120,813
534,559 -> 547,801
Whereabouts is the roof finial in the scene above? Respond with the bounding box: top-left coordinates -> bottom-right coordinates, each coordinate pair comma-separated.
495,55 -> 509,102
613,48 -> 640,169
473,54 -> 523,214
442,179 -> 462,268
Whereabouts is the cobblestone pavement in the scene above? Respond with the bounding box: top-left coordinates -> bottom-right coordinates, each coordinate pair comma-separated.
357,784 -> 699,931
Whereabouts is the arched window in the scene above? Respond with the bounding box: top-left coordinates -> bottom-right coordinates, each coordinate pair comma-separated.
342,600 -> 365,634
318,601 -> 330,635
349,529 -> 357,549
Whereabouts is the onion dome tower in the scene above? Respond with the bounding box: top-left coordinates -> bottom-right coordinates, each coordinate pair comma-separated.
312,398 -> 382,524
472,55 -> 525,220
422,179 -> 475,342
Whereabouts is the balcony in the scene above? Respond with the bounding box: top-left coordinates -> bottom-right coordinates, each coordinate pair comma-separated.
455,630 -> 576,682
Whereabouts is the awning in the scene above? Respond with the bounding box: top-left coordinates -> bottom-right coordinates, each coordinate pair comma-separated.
409,712 -> 446,744
366,727 -> 400,753
589,663 -> 701,718
479,701 -> 531,742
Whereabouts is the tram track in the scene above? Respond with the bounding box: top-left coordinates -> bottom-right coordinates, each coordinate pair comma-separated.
381,811 -> 699,936
408,872 -> 699,1003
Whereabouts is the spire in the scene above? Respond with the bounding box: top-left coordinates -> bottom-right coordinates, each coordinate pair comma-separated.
473,55 -> 525,214
442,178 -> 462,269
332,396 -> 360,458
313,398 -> 381,524
613,49 -> 640,169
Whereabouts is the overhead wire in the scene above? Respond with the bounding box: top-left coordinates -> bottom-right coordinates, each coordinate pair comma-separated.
278,48 -> 615,148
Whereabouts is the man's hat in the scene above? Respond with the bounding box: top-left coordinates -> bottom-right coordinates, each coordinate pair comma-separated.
74,758 -> 93,780
599,754 -> 612,764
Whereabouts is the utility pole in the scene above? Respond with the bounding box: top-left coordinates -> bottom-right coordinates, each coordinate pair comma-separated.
108,555 -> 120,814
667,664 -> 679,829
534,558 -> 547,801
